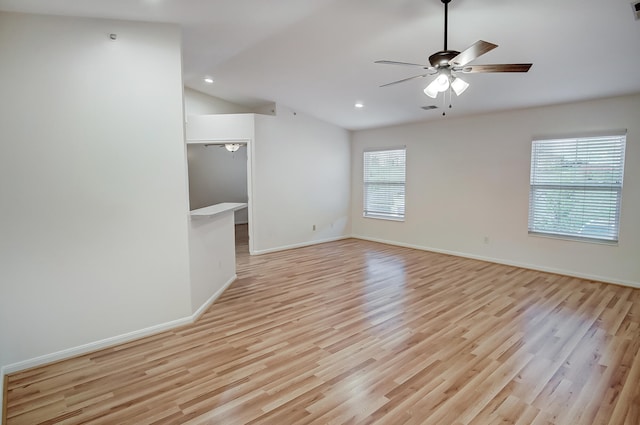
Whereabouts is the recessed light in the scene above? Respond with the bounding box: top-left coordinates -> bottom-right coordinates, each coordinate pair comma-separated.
204,77 -> 214,84
355,102 -> 364,108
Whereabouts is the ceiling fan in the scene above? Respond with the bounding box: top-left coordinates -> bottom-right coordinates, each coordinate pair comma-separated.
376,0 -> 532,101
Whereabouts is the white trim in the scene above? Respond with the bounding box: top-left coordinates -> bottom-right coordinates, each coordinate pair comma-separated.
528,231 -> 618,246
532,128 -> 627,141
246,133 -> 256,256
252,235 -> 350,255
189,202 -> 247,219
2,318 -> 183,375
2,275 -> 237,376
352,235 -> 640,289
363,145 -> 407,153
185,138 -> 250,145
1,367 -> 5,425
192,274 -> 237,321
363,214 -> 405,222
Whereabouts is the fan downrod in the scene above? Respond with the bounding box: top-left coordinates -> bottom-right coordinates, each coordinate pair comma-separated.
429,0 -> 457,67
438,0 -> 454,117
442,0 -> 451,50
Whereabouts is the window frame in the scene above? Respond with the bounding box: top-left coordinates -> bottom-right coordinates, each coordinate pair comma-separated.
527,131 -> 626,244
363,146 -> 407,222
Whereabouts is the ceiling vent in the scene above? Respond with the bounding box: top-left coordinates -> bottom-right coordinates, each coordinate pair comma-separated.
421,105 -> 438,110
633,1 -> 640,20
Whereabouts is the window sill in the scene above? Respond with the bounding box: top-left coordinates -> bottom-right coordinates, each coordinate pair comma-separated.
363,214 -> 405,222
528,231 -> 618,246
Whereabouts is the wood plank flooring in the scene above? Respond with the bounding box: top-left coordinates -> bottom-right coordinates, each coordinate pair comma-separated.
5,231 -> 640,424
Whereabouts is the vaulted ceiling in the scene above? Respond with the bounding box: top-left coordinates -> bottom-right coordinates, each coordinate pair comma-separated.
2,0 -> 639,130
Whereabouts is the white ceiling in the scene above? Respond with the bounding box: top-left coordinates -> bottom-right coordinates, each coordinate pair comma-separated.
2,0 -> 639,130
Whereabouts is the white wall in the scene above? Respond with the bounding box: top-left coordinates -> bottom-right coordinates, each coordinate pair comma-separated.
187,113 -> 256,141
253,106 -> 351,253
0,11 -> 192,396
185,110 -> 351,254
186,113 -> 255,230
351,94 -> 640,287
187,144 -> 249,223
184,87 -> 253,115
188,212 -> 236,312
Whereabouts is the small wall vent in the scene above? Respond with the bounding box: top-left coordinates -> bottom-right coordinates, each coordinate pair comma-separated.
421,105 -> 438,110
633,1 -> 640,20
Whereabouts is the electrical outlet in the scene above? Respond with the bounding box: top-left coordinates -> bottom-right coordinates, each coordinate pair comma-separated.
483,236 -> 489,244
312,224 -> 316,231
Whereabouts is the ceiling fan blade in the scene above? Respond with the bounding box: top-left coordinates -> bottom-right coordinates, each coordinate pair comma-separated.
458,63 -> 533,73
448,40 -> 498,67
375,60 -> 433,69
380,73 -> 432,87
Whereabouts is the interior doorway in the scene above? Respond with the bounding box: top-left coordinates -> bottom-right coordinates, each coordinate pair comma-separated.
186,142 -> 251,258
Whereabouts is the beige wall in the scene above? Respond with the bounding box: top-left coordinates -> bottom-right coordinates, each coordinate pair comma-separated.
253,106 -> 352,253
351,94 -> 640,287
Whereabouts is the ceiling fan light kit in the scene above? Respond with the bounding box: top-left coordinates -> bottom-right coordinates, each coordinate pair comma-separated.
424,72 -> 448,98
377,0 -> 532,113
450,77 -> 469,95
423,83 -> 439,99
224,143 -> 241,152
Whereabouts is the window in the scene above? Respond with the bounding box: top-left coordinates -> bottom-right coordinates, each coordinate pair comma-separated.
528,132 -> 626,243
363,147 -> 406,220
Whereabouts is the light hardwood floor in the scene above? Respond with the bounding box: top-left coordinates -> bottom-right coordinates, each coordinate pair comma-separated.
5,230 -> 640,424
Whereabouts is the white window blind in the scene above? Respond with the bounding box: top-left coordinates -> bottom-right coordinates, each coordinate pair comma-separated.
528,133 -> 626,243
363,147 -> 406,220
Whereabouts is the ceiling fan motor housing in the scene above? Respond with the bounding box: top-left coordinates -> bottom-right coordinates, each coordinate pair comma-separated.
429,50 -> 460,68
375,0 -> 532,88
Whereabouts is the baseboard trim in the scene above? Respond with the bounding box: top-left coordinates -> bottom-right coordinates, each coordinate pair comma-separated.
2,275 -> 238,377
1,370 -> 7,425
251,235 -> 351,255
192,274 -> 237,321
352,235 -> 640,289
